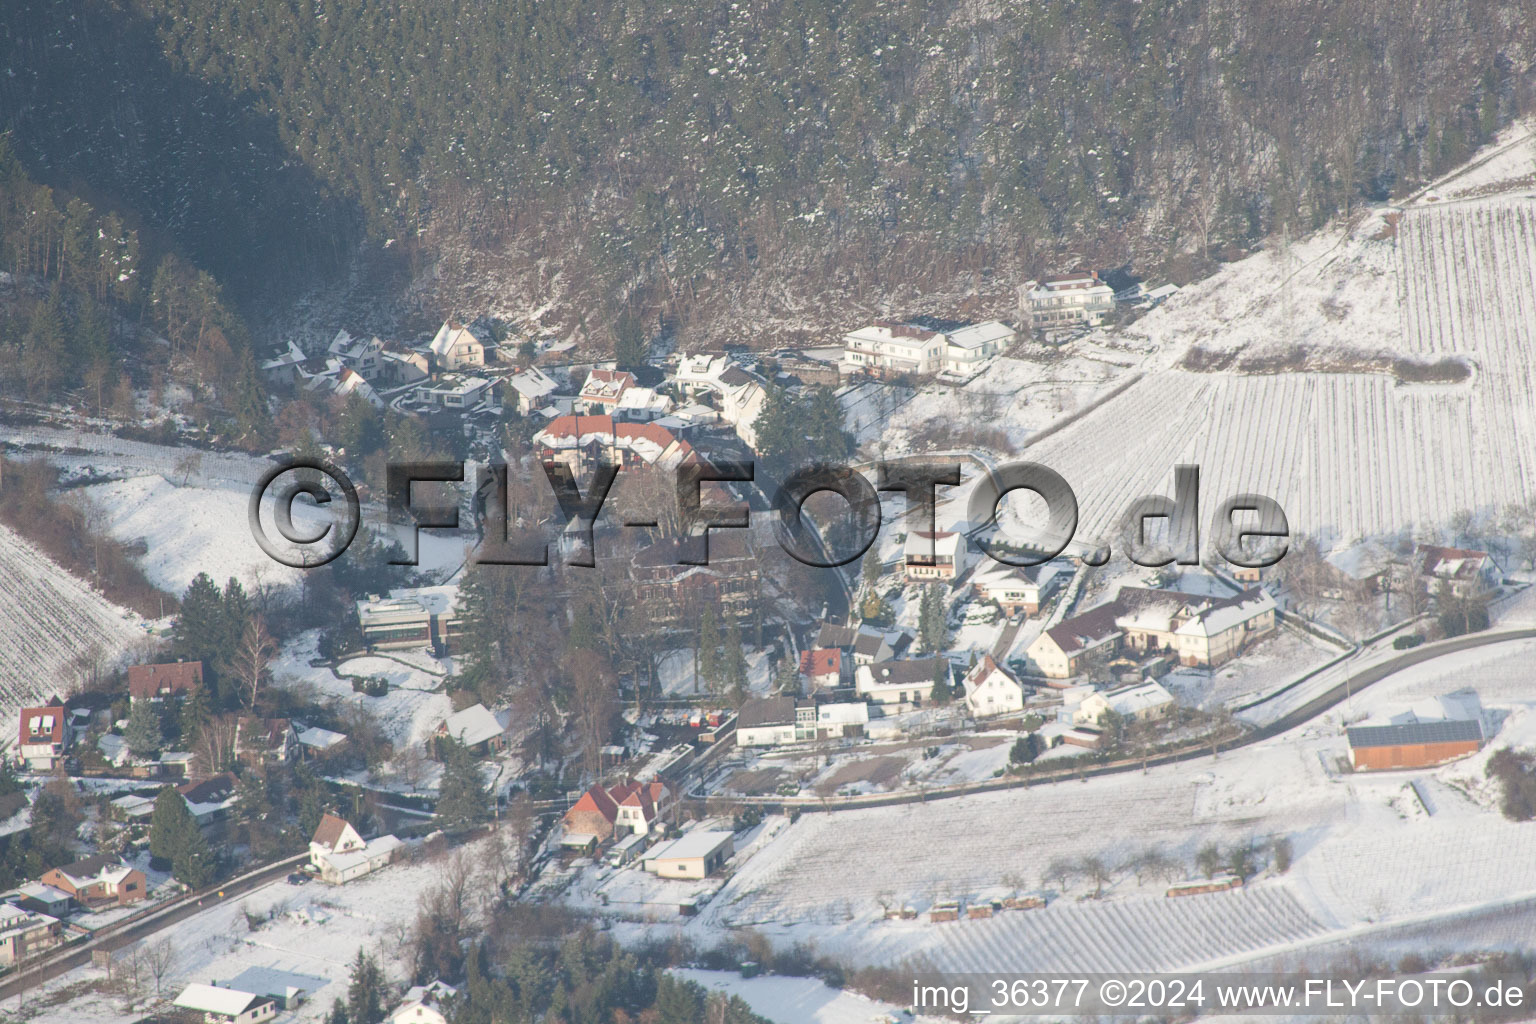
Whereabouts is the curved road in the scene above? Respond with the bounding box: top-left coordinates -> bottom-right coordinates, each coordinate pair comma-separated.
0,854 -> 306,1003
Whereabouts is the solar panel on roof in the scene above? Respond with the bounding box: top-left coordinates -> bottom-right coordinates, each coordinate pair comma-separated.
1345,719 -> 1483,748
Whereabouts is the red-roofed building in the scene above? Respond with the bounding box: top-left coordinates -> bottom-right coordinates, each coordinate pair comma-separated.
534,414 -> 694,476
127,662 -> 204,704
799,648 -> 843,691
578,368 -> 636,412
1417,545 -> 1500,599
18,701 -> 68,771
562,779 -> 676,842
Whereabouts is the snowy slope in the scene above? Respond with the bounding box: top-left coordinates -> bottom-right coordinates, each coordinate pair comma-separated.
0,523 -> 148,738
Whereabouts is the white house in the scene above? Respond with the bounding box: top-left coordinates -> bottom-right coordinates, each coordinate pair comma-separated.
962,655 -> 1027,717
379,343 -> 431,384
1076,681 -> 1176,726
428,320 -> 486,371
326,330 -> 384,379
941,321 -> 1015,375
1019,273 -> 1116,335
855,657 -> 951,707
507,366 -> 560,415
736,696 -> 869,747
1026,586 -> 1276,679
577,368 -> 635,412
308,813 -> 402,885
259,339 -> 308,384
971,560 -> 1068,616
389,981 -> 458,1024
670,354 -> 767,448
904,530 -> 966,582
840,321 -> 947,377
641,830 -> 734,879
173,984 -> 278,1024
422,375 -> 493,409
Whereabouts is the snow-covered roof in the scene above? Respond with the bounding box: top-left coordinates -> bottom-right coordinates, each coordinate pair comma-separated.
508,366 -> 559,399
904,530 -> 962,560
297,726 -> 348,750
944,320 -> 1015,350
643,830 -> 733,863
317,834 -> 403,875
1174,589 -> 1276,638
174,983 -> 268,1016
440,704 -> 505,747
430,321 -> 483,358
1100,681 -> 1175,717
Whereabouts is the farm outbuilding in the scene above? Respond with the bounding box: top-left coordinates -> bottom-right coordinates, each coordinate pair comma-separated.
1346,719 -> 1484,771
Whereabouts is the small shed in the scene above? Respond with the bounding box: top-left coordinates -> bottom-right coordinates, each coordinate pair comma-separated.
641,830 -> 734,879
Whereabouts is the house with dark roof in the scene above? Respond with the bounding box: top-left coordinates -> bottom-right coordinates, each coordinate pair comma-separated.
18,701 -> 68,771
629,532 -> 760,623
178,773 -> 239,826
854,657 -> 952,708
308,812 -> 401,884
1025,586 -> 1276,679
127,661 -> 204,703
1417,545 -> 1500,599
235,718 -> 299,766
736,695 -> 867,747
40,855 -> 146,908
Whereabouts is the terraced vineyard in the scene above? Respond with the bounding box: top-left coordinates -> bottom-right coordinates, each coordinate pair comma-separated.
0,523 -> 146,734
1024,195 -> 1536,545
859,886 -> 1328,973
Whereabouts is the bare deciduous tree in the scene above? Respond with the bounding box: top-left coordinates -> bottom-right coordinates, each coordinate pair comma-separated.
233,617 -> 276,709
143,937 -> 178,996
194,714 -> 238,776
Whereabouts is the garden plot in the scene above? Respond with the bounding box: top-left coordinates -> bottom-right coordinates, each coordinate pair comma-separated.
656,646 -> 772,697
270,631 -> 453,747
0,523 -> 148,737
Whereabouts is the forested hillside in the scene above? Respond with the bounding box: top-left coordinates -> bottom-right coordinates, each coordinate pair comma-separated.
3,0 -> 1533,346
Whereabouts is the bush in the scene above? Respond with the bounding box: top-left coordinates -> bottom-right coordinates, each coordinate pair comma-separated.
1392,634 -> 1425,650
1010,734 -> 1043,765
350,675 -> 389,697
1487,749 -> 1536,821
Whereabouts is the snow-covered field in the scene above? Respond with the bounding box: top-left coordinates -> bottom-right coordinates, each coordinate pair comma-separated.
271,631 -> 454,747
82,474 -> 472,596
0,523 -> 149,736
673,968 -> 938,1024
688,637 -> 1536,974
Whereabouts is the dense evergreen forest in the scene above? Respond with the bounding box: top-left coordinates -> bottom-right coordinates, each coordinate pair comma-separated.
2,0 -> 1533,344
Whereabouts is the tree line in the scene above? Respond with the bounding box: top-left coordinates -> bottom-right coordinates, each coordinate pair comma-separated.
4,0 -> 1532,344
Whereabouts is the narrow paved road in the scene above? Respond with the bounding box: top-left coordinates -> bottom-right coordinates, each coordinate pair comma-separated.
0,854 -> 305,1003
